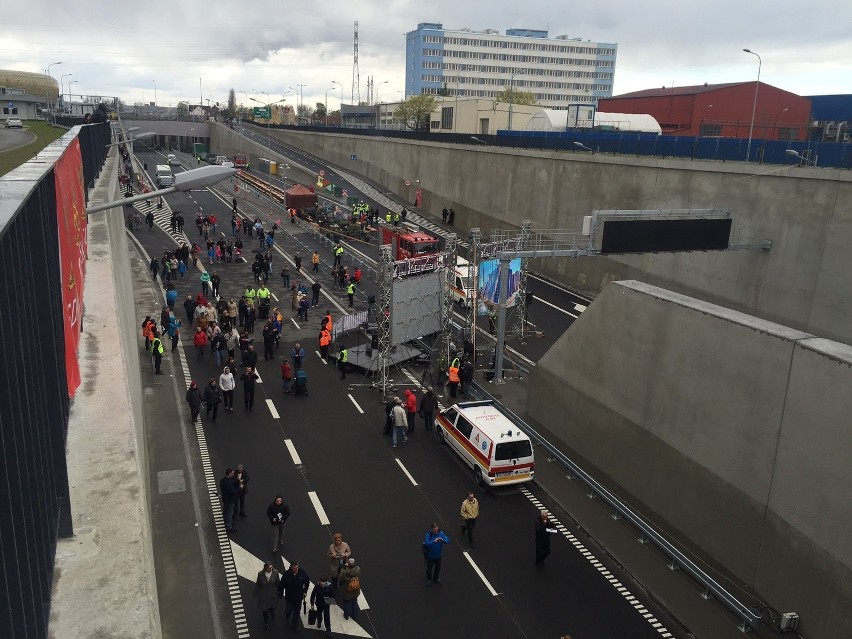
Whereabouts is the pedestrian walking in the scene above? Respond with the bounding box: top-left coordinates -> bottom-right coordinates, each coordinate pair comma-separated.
211,272 -> 221,298
318,326 -> 331,363
422,523 -> 450,586
311,250 -> 320,273
338,558 -> 361,621
461,358 -> 475,397
309,576 -> 335,637
535,510 -> 555,567
290,343 -> 305,370
253,561 -> 281,630
146,211 -> 155,230
448,208 -> 455,226
220,366 -> 235,412
391,397 -> 408,448
441,207 -> 449,224
327,532 -> 352,592
404,389 -> 417,433
338,346 -> 348,380
346,281 -> 355,307
150,331 -> 165,375
193,327 -> 208,359
241,366 -> 259,411
212,331 -> 227,368
311,280 -> 321,307
267,495 -> 291,554
219,468 -> 240,533
203,378 -> 222,422
278,562 -> 310,630
200,271 -> 211,297
294,254 -> 302,271
448,359 -> 460,399
419,386 -> 436,431
235,463 -> 249,517
167,314 -> 181,352
185,381 -> 201,423
460,492 -> 480,547
149,257 -> 160,281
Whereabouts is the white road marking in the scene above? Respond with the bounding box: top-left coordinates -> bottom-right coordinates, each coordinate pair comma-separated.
308,491 -> 331,525
284,439 -> 302,465
574,303 -> 587,313
265,399 -> 280,419
518,486 -> 670,637
316,350 -> 328,365
271,292 -> 279,301
463,551 -> 498,596
254,371 -> 263,384
290,318 -> 300,329
395,459 -> 418,486
534,294 -> 578,318
348,394 -> 364,414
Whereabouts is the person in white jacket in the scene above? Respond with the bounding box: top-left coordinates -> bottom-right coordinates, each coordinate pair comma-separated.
219,366 -> 236,412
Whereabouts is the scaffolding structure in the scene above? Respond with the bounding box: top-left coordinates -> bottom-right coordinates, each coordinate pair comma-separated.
376,244 -> 393,397
441,233 -> 458,368
467,228 -> 481,360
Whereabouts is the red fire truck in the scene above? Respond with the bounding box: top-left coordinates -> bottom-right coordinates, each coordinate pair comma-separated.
381,225 -> 442,275
233,153 -> 248,169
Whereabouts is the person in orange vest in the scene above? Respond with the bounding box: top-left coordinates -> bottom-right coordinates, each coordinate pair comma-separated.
142,316 -> 156,350
322,311 -> 332,331
447,360 -> 461,399
319,326 -> 332,362
289,208 -> 297,224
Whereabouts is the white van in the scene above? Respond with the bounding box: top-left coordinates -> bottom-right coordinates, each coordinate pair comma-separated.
166,153 -> 179,166
448,256 -> 474,308
155,165 -> 174,188
436,400 -> 535,487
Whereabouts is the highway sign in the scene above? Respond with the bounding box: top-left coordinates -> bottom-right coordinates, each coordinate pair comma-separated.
350,154 -> 357,160
252,107 -> 271,119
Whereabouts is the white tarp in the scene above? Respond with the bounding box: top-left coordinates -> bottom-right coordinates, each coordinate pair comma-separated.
525,108 -> 662,134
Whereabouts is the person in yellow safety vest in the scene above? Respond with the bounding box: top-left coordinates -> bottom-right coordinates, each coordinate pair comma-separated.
385,211 -> 392,224
448,361 -> 460,399
257,285 -> 271,302
244,285 -> 257,308
393,212 -> 401,227
151,332 -> 165,375
333,243 -> 344,268
338,346 -> 348,380
347,281 -> 355,308
319,327 -> 331,361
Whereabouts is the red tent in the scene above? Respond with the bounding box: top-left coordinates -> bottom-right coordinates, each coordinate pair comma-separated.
285,184 -> 318,209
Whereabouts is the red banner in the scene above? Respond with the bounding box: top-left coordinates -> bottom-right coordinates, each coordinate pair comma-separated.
54,138 -> 88,398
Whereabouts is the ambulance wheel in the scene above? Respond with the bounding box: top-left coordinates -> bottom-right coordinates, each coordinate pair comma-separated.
436,426 -> 446,445
474,466 -> 484,487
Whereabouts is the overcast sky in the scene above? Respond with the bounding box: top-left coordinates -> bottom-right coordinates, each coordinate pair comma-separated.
3,0 -> 850,110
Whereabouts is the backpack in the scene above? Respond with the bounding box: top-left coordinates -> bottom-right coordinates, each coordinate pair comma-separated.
347,576 -> 360,592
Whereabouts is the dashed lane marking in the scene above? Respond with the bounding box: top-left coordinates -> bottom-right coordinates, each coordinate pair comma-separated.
394,459 -> 418,486
348,394 -> 364,414
265,399 -> 280,419
308,491 -> 331,526
518,486 -> 672,638
462,551 -> 499,596
284,439 -> 302,466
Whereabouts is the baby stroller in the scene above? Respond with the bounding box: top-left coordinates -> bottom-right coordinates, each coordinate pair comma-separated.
292,369 -> 308,396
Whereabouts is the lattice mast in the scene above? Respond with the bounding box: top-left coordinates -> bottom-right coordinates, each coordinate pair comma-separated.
352,21 -> 360,105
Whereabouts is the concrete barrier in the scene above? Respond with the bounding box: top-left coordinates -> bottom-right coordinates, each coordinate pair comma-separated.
528,280 -> 852,639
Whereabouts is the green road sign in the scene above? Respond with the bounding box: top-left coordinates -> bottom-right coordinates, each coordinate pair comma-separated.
253,107 -> 271,119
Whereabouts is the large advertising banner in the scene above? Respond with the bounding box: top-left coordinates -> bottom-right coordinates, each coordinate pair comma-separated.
54,138 -> 88,398
477,258 -> 521,315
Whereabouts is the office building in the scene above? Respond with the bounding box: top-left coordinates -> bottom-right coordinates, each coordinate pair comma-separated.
405,22 -> 617,109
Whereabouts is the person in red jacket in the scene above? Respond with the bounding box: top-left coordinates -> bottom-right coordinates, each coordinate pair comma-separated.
193,326 -> 208,360
281,360 -> 293,394
404,389 -> 418,434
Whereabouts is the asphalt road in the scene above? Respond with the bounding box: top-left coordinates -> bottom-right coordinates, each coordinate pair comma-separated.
127,169 -> 684,639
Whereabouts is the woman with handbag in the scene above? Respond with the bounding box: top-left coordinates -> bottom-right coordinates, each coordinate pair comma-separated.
327,532 -> 352,593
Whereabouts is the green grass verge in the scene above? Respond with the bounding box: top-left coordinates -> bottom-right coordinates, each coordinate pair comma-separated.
0,121 -> 67,178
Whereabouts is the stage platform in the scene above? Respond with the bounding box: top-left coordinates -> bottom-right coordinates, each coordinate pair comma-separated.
344,343 -> 425,373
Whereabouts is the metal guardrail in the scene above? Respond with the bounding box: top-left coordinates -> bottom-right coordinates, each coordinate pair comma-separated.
468,383 -> 763,633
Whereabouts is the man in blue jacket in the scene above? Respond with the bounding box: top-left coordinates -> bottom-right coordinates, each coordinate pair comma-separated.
422,522 -> 450,586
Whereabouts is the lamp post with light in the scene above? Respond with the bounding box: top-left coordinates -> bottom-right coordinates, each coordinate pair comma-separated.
743,48 -> 761,162
507,70 -> 518,132
773,107 -> 789,140
250,96 -> 288,146
60,74 -> 72,113
332,80 -> 343,124
45,61 -> 62,122
67,81 -> 78,114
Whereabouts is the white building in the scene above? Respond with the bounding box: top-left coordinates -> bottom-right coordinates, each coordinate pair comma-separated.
405,23 -> 618,110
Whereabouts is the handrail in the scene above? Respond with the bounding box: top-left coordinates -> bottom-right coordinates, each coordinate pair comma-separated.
468,382 -> 763,631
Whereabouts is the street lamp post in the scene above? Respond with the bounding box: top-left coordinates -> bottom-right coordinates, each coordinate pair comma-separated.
45,61 -> 62,122
507,70 -> 518,132
774,107 -> 789,140
250,96 -> 287,146
332,80 -> 343,124
67,81 -> 78,114
743,48 -> 762,162
324,87 -> 335,126
60,74 -> 72,112
786,149 -> 817,166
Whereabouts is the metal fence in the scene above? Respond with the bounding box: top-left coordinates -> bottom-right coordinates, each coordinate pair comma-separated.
249,120 -> 852,169
0,121 -> 109,639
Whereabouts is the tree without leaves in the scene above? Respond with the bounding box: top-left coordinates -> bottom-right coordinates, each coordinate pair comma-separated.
495,88 -> 537,106
394,94 -> 439,131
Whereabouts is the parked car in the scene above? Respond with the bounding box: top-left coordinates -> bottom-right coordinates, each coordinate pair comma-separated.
5,118 -> 23,129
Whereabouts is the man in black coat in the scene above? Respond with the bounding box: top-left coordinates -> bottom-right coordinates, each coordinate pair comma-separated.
203,378 -> 222,422
310,576 -> 335,635
535,510 -> 554,567
185,381 -> 201,422
278,563 -> 310,630
183,295 -> 196,323
219,468 -> 240,533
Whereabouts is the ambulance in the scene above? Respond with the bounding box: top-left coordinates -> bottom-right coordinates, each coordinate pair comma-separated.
448,256 -> 474,308
435,400 -> 535,487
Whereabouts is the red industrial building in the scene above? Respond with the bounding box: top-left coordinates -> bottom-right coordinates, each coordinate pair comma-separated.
598,82 -> 811,140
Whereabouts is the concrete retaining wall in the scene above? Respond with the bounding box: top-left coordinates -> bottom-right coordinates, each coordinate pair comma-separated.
218,128 -> 852,346
528,280 -> 852,639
